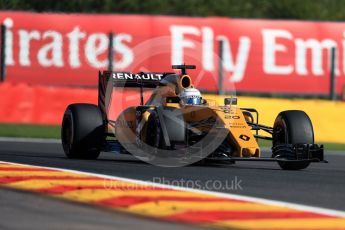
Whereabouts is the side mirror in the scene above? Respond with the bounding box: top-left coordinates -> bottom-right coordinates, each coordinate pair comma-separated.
224,97 -> 237,105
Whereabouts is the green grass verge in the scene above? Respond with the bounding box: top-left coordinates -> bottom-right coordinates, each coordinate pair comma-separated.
0,123 -> 60,139
0,123 -> 344,151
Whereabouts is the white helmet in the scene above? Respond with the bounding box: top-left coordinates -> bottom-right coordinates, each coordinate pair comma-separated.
179,88 -> 202,105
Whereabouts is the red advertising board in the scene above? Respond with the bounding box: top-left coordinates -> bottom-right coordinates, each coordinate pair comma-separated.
0,11 -> 345,94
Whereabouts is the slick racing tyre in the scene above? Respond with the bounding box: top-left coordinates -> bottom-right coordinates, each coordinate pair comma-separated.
273,110 -> 314,170
145,110 -> 167,151
61,103 -> 104,159
145,108 -> 186,147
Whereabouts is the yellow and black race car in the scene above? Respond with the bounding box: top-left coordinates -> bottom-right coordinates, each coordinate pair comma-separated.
61,65 -> 326,169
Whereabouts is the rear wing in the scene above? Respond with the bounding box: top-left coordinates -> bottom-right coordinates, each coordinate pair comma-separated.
100,71 -> 174,88
98,71 -> 174,123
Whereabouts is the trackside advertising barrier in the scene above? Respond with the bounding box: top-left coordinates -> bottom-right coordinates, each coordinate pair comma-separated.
1,83 -> 345,143
0,11 -> 345,95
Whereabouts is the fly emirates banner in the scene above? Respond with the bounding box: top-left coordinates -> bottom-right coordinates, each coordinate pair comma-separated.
1,11 -> 345,94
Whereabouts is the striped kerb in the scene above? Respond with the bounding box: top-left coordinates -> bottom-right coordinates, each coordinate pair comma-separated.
1,162 -> 345,229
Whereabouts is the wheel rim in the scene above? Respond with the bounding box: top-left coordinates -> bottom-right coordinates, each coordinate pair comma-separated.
273,119 -> 288,146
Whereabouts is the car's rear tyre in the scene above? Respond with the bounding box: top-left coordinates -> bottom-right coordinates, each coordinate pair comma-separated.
61,103 -> 104,159
145,107 -> 186,147
273,110 -> 314,170
145,110 -> 165,149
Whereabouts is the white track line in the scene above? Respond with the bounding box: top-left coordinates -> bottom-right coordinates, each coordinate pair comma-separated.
0,137 -> 60,144
1,160 -> 345,218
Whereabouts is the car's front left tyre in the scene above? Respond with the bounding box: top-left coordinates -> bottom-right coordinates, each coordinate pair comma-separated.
61,103 -> 104,159
273,110 -> 314,170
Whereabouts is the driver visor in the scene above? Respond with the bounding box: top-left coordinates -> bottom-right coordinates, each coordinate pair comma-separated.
182,97 -> 202,105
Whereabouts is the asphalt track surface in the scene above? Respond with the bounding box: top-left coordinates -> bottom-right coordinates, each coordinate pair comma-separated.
1,139 -> 345,229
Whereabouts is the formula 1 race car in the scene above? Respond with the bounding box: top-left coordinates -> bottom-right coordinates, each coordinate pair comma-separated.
61,64 -> 326,170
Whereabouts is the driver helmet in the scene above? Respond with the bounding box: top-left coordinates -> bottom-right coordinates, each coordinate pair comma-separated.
179,88 -> 202,105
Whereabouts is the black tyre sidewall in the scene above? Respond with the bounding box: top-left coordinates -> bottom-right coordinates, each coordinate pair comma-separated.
145,110 -> 163,149
273,110 -> 314,170
274,110 -> 314,145
61,103 -> 104,159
